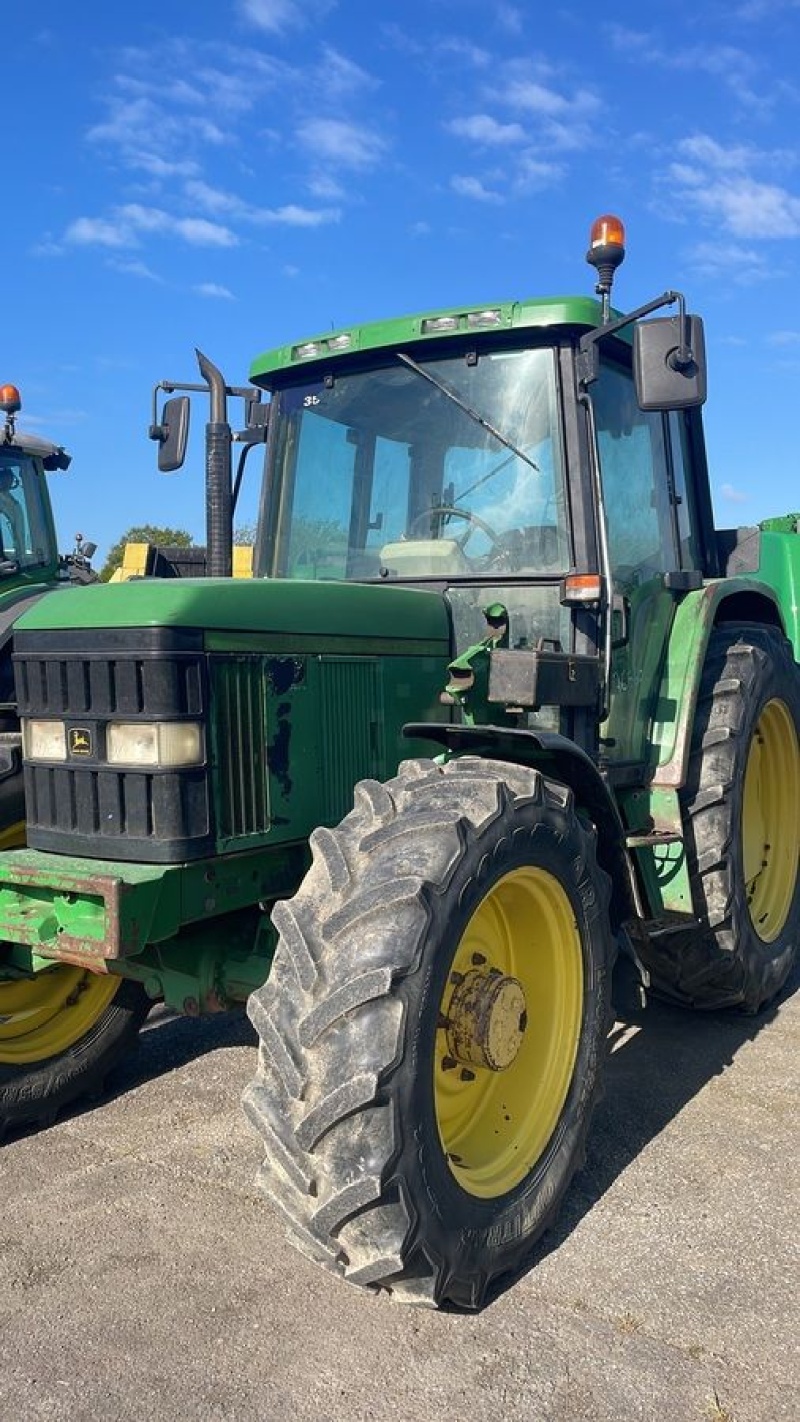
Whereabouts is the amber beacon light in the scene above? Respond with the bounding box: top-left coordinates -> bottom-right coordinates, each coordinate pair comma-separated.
586,214 -> 626,319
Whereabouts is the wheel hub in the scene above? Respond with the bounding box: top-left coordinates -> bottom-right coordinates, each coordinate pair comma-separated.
445,968 -> 527,1072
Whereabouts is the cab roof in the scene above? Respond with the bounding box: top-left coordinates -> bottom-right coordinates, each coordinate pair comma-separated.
249,294 -> 611,389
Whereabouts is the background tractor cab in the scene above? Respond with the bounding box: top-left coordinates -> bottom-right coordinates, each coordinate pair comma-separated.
0,382 -> 95,836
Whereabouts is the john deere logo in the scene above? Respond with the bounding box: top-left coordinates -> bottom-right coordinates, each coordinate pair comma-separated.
68,727 -> 92,756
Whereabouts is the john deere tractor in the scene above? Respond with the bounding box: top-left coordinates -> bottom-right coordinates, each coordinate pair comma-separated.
0,218 -> 797,1310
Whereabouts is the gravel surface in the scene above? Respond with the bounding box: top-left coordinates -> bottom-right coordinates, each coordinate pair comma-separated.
2,967 -> 797,1422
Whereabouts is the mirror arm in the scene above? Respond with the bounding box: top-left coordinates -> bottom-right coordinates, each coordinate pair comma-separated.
577,289 -> 683,388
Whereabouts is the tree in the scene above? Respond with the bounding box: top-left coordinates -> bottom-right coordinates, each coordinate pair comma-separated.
99,525 -> 194,582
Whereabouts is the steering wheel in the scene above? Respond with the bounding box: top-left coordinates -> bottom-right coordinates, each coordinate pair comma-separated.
407,506 -> 501,552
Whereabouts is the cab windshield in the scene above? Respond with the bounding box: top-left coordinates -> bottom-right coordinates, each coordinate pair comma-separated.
257,346 -> 569,581
0,450 -> 52,574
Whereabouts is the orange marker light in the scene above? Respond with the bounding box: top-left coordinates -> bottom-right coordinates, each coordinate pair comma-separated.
561,573 -> 604,604
0,384 -> 21,415
590,214 -> 625,250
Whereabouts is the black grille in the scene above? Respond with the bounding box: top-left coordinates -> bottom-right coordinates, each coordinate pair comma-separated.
14,627 -> 213,863
211,656 -> 270,841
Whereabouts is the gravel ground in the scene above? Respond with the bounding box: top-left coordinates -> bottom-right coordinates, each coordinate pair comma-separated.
2,965 -> 797,1422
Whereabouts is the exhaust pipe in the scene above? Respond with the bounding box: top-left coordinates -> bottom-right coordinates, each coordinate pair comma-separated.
196,349 -> 233,579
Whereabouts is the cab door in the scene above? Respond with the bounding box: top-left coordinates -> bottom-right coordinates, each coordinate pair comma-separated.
591,360 -> 693,773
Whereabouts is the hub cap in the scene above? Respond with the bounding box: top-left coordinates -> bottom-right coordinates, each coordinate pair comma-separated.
434,865 -> 584,1199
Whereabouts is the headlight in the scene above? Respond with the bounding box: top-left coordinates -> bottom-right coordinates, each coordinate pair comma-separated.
106,721 -> 204,768
23,719 -> 67,761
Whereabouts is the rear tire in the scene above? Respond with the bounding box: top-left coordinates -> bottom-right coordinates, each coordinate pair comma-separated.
642,624 -> 800,1011
244,756 -> 614,1309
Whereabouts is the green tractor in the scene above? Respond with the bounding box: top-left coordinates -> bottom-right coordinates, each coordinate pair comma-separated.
0,382 -> 94,845
0,218 -> 797,1309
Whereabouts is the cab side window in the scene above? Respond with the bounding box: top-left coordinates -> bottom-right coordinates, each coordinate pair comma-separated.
592,362 -> 678,585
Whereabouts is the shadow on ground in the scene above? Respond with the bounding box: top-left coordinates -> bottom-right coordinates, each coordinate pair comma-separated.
522,957 -> 799,1281
8,957 -> 798,1312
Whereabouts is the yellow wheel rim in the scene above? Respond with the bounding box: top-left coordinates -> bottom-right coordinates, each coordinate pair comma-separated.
742,698 -> 800,942
0,817 -> 121,1065
0,967 -> 120,1066
434,866 -> 584,1199
0,819 -> 26,851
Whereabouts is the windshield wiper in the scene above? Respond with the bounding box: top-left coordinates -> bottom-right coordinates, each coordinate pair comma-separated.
396,351 -> 540,480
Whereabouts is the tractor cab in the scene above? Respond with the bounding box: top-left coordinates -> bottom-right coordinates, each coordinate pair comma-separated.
0,384 -> 69,584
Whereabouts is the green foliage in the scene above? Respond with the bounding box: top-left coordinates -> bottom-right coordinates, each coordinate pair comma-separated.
99,525 -> 194,582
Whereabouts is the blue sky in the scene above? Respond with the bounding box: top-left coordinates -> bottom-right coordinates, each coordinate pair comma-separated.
3,0 -> 800,563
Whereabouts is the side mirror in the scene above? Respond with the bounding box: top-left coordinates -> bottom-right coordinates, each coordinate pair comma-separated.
633,314 -> 707,410
149,394 -> 190,472
42,447 -> 72,472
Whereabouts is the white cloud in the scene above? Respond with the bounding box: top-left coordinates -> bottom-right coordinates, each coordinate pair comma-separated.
184,180 -> 244,216
496,5 -> 523,35
316,45 -> 378,99
450,174 -> 503,203
503,79 -> 599,119
88,91 -> 229,158
296,117 -> 387,169
720,483 -> 749,503
183,180 -> 338,228
686,239 -> 773,284
239,0 -> 333,31
514,153 -> 563,191
109,258 -> 162,281
305,173 -> 346,201
446,114 -> 526,146
64,205 -> 238,249
65,216 -> 131,248
494,66 -> 601,152
734,0 -> 800,17
176,217 -> 238,246
668,136 -> 800,240
608,27 -> 777,112
129,153 -> 201,179
438,37 -> 492,68
194,282 -> 235,299
258,204 -> 341,227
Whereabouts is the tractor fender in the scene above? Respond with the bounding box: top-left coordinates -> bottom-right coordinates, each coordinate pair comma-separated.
651,575 -> 786,789
402,720 -> 636,930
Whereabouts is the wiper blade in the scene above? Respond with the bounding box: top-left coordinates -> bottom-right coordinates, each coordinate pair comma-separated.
396,351 -> 539,478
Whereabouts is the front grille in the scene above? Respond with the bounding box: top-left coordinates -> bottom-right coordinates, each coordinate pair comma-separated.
15,637 -> 203,718
14,627 -> 213,863
211,656 -> 270,840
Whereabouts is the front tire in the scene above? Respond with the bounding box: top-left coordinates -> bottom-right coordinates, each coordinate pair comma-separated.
244,757 -> 614,1309
0,969 -> 150,1137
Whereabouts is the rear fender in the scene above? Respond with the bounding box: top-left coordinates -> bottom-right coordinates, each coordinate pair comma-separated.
651,577 -> 785,789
